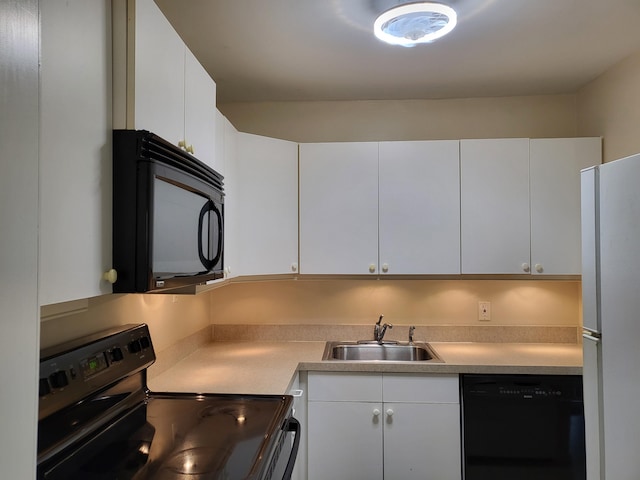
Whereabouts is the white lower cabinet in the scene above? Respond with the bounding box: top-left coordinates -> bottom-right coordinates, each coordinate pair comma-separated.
307,372 -> 461,480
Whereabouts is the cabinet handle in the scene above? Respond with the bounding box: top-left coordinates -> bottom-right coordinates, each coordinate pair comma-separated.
186,144 -> 194,154
521,262 -> 530,273
534,263 -> 544,273
291,389 -> 304,397
386,408 -> 394,417
291,262 -> 298,272
382,263 -> 389,273
102,268 -> 118,284
369,264 -> 376,273
178,140 -> 187,150
372,408 -> 381,417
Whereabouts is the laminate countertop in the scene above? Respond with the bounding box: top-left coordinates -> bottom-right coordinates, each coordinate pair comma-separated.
147,341 -> 583,395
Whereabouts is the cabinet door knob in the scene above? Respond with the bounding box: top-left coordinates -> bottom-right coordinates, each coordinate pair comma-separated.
386,409 -> 394,417
291,262 -> 298,272
382,263 -> 389,273
102,268 -> 118,284
373,408 -> 381,417
369,264 -> 376,273
521,263 -> 530,273
186,144 -> 194,154
178,140 -> 187,150
535,263 -> 544,273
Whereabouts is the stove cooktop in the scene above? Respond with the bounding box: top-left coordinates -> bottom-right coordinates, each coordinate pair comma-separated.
37,325 -> 296,480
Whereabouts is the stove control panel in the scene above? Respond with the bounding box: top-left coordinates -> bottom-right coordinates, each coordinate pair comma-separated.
38,324 -> 155,420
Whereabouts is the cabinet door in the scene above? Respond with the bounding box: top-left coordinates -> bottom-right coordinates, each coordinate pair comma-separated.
134,0 -> 185,144
39,0 -> 112,305
383,374 -> 461,479
307,401 -> 383,480
184,48 -> 218,169
384,402 -> 461,480
379,141 -> 460,274
529,137 -> 601,275
460,139 -> 530,274
299,142 -> 379,274
221,114 -> 239,279
237,133 -> 298,276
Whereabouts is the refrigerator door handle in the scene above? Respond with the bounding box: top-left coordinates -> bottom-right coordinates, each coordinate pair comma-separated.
582,327 -> 602,343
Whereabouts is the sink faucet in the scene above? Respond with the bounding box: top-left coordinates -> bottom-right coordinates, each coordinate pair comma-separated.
374,314 -> 393,343
409,326 -> 415,344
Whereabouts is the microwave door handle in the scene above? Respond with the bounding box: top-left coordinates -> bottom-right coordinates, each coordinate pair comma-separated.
210,203 -> 223,266
197,200 -> 215,270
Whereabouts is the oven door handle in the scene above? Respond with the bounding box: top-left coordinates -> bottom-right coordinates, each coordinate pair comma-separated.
282,417 -> 301,480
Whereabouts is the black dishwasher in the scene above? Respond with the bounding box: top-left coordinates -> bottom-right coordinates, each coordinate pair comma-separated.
461,374 -> 586,480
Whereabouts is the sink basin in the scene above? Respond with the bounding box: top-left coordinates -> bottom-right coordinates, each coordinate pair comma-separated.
323,341 -> 443,362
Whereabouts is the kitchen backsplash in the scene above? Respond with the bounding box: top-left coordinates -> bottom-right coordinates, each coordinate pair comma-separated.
208,278 -> 581,327
41,278 -> 581,353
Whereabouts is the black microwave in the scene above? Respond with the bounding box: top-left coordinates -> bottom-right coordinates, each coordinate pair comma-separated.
112,130 -> 224,293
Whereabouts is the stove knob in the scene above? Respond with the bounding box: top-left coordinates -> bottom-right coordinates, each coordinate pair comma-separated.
39,378 -> 51,397
49,370 -> 68,389
128,339 -> 142,353
110,347 -> 124,362
140,336 -> 150,350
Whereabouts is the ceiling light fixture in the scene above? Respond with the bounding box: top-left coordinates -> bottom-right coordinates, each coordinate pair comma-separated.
374,2 -> 457,47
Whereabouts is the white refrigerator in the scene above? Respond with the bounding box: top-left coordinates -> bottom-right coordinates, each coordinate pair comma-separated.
581,153 -> 640,480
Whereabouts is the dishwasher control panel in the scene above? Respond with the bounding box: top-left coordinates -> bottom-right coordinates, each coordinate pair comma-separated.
463,374 -> 584,401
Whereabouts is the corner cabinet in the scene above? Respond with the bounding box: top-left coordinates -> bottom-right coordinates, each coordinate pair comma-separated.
307,372 -> 461,480
461,137 -> 601,275
39,0 -> 113,305
236,133 -> 299,276
114,0 -> 219,168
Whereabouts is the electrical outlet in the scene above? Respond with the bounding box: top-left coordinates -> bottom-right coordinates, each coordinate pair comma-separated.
478,301 -> 491,321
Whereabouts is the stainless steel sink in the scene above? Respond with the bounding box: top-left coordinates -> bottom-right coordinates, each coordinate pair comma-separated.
322,341 -> 443,362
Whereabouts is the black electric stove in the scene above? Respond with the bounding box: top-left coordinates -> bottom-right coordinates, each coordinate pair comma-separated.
37,324 -> 299,480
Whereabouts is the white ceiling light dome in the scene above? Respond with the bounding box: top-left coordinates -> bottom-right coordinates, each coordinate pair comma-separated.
374,2 -> 457,47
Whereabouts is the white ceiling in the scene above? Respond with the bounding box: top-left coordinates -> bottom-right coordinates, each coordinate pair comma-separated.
155,0 -> 640,103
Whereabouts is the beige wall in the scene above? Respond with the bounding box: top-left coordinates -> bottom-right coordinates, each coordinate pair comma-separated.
221,95 -> 577,143
577,50 -> 640,163
210,279 -> 581,327
40,293 -> 210,351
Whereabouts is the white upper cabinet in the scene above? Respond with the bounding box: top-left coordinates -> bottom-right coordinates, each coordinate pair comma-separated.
461,137 -> 601,275
184,49 -> 218,170
39,0 -> 113,305
379,141 -> 460,274
529,137 -> 602,275
236,133 -> 299,276
118,0 -> 218,168
461,139 -> 531,274
299,143 -> 379,274
133,0 -> 184,143
220,112 -> 239,279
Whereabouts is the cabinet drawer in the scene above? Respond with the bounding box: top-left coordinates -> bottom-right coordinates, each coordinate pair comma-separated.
308,372 -> 382,402
383,374 -> 459,403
